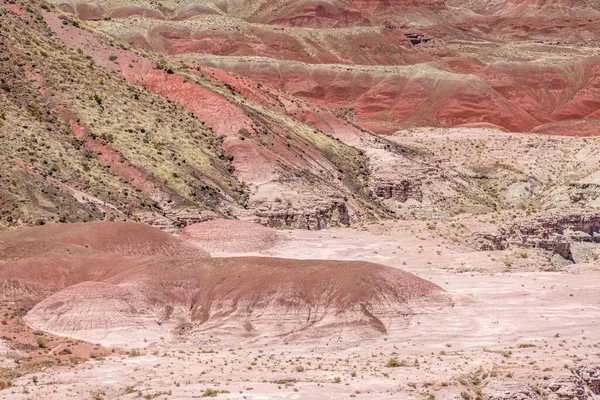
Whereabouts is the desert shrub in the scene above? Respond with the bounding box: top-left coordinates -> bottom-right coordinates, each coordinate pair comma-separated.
27,107 -> 43,122
386,358 -> 400,368
201,388 -> 229,397
517,343 -> 536,348
129,349 -> 141,357
35,337 -> 47,348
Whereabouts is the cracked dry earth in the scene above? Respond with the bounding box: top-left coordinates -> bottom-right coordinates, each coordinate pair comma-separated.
0,218 -> 599,400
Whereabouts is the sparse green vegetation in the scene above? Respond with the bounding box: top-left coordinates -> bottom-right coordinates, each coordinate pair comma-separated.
386,358 -> 400,368
201,388 -> 229,397
27,107 -> 43,122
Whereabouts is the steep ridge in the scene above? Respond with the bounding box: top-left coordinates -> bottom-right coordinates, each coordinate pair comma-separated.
42,7 -> 385,228
0,1 -> 242,231
0,0 -> 390,230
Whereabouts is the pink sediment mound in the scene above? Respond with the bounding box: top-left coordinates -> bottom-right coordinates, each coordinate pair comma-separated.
21,257 -> 449,339
0,224 -> 450,340
0,222 -> 210,258
180,219 -> 287,253
24,281 -> 155,334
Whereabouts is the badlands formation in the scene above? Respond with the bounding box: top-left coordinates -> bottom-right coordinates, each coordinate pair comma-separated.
0,0 -> 600,398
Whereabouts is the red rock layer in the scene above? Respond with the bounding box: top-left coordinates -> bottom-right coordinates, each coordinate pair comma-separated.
198,56 -> 600,135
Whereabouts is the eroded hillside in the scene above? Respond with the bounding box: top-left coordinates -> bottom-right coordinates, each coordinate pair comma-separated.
2,0 -> 600,232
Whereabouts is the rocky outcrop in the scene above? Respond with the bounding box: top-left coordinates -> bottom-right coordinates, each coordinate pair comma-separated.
578,363 -> 600,396
550,253 -> 574,270
403,32 -> 432,45
569,183 -> 600,207
541,364 -> 600,400
485,382 -> 541,400
373,180 -> 423,203
472,210 -> 600,262
547,375 -> 586,400
253,198 -> 350,230
472,232 -> 508,251
570,242 -> 600,264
